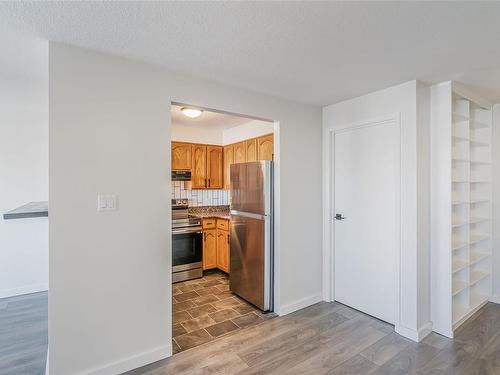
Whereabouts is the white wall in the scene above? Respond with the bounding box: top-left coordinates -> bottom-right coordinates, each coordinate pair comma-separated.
222,119 -> 274,144
0,35 -> 48,298
50,43 -> 322,375
171,119 -> 273,145
493,104 -> 500,303
171,123 -> 223,145
322,80 -> 431,341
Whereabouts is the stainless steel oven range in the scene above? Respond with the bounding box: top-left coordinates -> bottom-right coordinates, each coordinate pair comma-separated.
172,199 -> 203,283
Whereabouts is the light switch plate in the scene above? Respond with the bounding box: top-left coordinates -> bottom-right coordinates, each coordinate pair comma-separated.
97,194 -> 118,212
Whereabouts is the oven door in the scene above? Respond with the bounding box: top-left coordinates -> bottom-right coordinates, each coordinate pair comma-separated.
172,227 -> 203,272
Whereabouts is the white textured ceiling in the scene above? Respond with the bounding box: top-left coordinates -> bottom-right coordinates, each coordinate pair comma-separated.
2,1 -> 500,105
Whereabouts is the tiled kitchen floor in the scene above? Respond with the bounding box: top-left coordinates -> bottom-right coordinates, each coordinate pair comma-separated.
172,270 -> 275,353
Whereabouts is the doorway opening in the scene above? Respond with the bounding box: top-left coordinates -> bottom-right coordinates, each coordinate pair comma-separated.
170,102 -> 279,354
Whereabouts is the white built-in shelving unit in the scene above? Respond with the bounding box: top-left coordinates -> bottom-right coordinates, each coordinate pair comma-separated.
431,81 -> 493,338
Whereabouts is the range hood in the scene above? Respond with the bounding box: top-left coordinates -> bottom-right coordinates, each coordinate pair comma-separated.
171,170 -> 191,181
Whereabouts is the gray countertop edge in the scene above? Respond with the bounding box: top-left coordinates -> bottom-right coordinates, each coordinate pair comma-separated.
3,211 -> 48,220
3,201 -> 49,220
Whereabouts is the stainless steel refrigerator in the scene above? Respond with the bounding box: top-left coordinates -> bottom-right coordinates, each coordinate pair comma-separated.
230,161 -> 273,312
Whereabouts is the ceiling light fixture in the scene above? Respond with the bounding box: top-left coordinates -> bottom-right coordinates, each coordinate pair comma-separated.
181,107 -> 203,118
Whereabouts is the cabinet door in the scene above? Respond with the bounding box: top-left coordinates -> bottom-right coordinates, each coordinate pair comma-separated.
203,229 -> 217,270
233,141 -> 246,164
216,229 -> 230,273
257,134 -> 274,161
246,138 -> 258,162
191,144 -> 207,189
206,146 -> 223,189
223,145 -> 234,190
172,142 -> 192,170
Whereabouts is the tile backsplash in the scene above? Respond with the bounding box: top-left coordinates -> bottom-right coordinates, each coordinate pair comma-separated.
171,181 -> 230,207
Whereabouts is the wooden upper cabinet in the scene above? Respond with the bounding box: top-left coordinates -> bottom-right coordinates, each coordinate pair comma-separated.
223,145 -> 234,190
206,146 -> 223,189
233,141 -> 246,164
246,138 -> 258,162
257,134 -> 274,161
171,142 -> 192,170
191,144 -> 207,189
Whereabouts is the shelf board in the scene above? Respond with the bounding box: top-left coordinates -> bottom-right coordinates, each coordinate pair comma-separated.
452,200 -> 468,205
452,158 -> 470,163
452,241 -> 468,251
470,139 -> 489,147
469,217 -> 489,225
452,259 -> 469,273
470,252 -> 490,265
470,198 -> 490,204
452,180 -> 469,183
470,270 -> 489,286
470,120 -> 490,129
453,113 -> 470,123
452,135 -> 469,143
452,217 -> 489,228
452,220 -> 467,228
470,160 -> 490,165
470,181 -> 490,184
469,234 -> 489,245
452,279 -> 469,296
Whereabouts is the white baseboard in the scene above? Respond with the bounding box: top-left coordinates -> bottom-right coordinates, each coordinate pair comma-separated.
277,292 -> 323,316
396,322 -> 432,342
0,283 -> 48,299
490,294 -> 500,304
75,344 -> 172,375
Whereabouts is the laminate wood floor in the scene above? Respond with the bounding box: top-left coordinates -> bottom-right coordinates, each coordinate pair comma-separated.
0,291 -> 48,375
126,301 -> 500,375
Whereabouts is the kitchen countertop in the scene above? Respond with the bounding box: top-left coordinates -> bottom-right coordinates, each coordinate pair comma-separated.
188,206 -> 230,220
3,201 -> 48,220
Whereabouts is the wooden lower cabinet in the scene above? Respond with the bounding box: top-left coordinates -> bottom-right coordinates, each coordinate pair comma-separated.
202,228 -> 217,270
216,228 -> 230,273
202,219 -> 230,273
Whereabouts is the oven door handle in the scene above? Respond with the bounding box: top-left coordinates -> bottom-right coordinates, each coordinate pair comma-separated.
174,223 -> 202,227
172,227 -> 203,235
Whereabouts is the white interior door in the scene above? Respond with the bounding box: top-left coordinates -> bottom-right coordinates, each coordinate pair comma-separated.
333,120 -> 399,324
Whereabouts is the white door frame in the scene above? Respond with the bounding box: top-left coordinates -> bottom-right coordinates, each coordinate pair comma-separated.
323,113 -> 402,330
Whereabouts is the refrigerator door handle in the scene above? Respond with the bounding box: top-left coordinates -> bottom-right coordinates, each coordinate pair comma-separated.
230,210 -> 269,220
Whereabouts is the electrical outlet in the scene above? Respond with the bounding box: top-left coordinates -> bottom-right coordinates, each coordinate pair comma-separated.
97,194 -> 118,212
